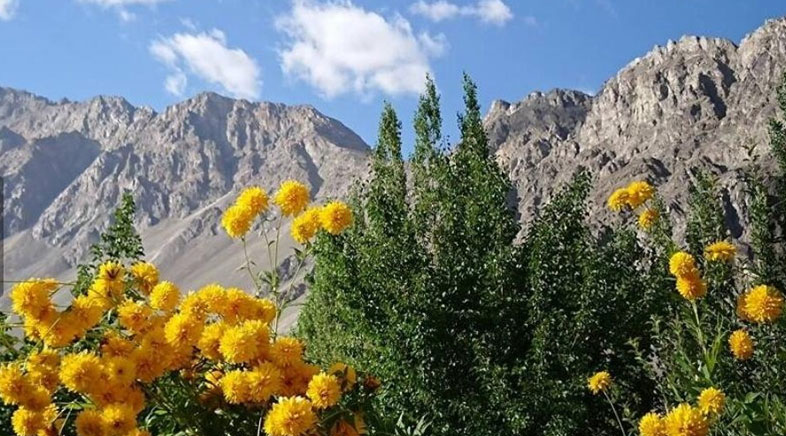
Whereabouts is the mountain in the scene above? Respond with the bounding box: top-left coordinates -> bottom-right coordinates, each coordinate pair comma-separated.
0,90 -> 370,325
3,17 -> 786,325
485,17 -> 786,239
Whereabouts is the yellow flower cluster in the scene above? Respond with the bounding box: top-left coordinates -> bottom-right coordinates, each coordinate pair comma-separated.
639,388 -> 722,436
608,180 -> 655,210
222,186 -> 269,238
728,329 -> 754,360
737,284 -> 783,324
668,252 -> 706,301
3,181 -> 369,436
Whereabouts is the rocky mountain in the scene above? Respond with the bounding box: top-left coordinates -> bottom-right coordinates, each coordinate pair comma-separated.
485,17 -> 786,239
3,17 -> 786,324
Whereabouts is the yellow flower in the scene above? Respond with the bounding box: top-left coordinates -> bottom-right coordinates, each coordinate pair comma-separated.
18,385 -> 51,411
96,262 -> 126,298
625,181 -> 655,208
117,300 -> 153,334
704,241 -> 735,262
331,420 -> 361,436
329,362 -> 357,391
676,276 -> 707,301
743,285 -> 784,323
697,387 -> 725,416
219,288 -> 256,324
729,329 -> 754,360
638,208 -> 659,230
197,322 -> 228,361
221,204 -> 255,239
12,407 -> 47,436
291,207 -> 322,244
320,201 -> 353,235
130,344 -> 167,384
270,337 -> 304,368
75,409 -> 107,436
149,281 -> 180,312
130,262 -> 159,295
306,372 -> 342,409
264,397 -> 317,436
60,352 -> 103,394
0,364 -> 32,405
274,180 -> 310,216
126,429 -> 152,436
639,412 -> 666,436
247,298 -> 277,325
164,312 -> 204,349
587,371 -> 612,395
103,357 -> 137,387
669,252 -> 698,278
101,403 -> 136,435
194,284 -> 227,314
220,370 -> 250,404
69,294 -> 107,333
10,279 -> 57,319
27,350 -> 60,393
237,186 -> 269,216
219,320 -> 269,364
607,188 -> 631,212
247,362 -> 283,403
101,332 -> 135,358
663,403 -> 708,436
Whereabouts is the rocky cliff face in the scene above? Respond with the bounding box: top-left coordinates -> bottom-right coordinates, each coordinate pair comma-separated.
0,90 -> 370,302
485,17 -> 786,238
3,17 -> 786,311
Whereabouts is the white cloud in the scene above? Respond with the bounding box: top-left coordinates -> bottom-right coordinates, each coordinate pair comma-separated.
276,0 -> 445,98
150,29 -> 262,100
0,0 -> 19,21
78,0 -> 171,5
409,0 -> 514,26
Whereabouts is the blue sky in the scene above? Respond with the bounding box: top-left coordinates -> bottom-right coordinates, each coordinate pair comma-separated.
1,0 -> 785,154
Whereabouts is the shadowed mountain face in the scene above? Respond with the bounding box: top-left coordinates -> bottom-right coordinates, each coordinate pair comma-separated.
2,17 -> 786,307
485,17 -> 786,239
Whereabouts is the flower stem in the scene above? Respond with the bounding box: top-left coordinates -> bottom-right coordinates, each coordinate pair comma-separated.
603,391 -> 627,436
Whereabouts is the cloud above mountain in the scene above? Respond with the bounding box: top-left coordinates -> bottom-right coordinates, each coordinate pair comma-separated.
276,0 -> 447,98
150,28 -> 262,100
409,0 -> 514,26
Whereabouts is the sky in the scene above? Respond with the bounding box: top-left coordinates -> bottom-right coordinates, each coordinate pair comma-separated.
0,0 -> 785,155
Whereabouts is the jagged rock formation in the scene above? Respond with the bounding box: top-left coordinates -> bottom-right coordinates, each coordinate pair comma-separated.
0,90 -> 369,319
3,17 -> 786,323
485,17 -> 786,238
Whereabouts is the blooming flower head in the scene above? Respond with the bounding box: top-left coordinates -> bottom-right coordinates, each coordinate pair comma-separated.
639,412 -> 666,436
697,387 -> 725,416
663,404 -> 709,436
198,322 -> 228,361
306,372 -> 342,409
729,329 -> 754,360
669,252 -> 698,278
12,407 -> 50,436
0,364 -> 32,405
220,370 -> 250,404
587,371 -> 612,395
264,397 -> 317,436
271,337 -> 304,368
75,409 -> 107,436
101,403 -> 137,435
117,300 -> 153,334
69,294 -> 107,333
219,320 -> 269,364
96,262 -> 126,298
221,204 -> 255,239
150,281 -> 180,312
607,188 -> 631,212
736,293 -> 752,322
320,201 -> 353,235
103,356 -> 137,387
247,362 -> 283,403
59,352 -> 103,394
638,208 -> 659,230
101,332 -> 135,358
676,276 -> 707,301
704,241 -> 736,262
236,186 -> 269,216
10,279 -> 57,319
743,285 -> 784,323
164,312 -> 204,349
626,181 -> 655,208
291,207 -> 322,244
130,262 -> 159,295
275,180 -> 310,216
